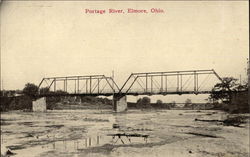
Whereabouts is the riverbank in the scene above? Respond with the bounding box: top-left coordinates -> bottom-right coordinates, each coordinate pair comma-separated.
1,95 -> 248,113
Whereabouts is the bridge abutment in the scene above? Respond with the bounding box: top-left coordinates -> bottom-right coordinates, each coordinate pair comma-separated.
32,97 -> 47,112
113,94 -> 127,112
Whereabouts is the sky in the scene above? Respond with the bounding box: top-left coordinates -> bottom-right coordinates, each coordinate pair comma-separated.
0,1 -> 249,102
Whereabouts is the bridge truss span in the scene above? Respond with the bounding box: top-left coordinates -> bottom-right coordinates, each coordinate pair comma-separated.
38,75 -> 119,96
37,69 -> 223,97
119,69 -> 223,96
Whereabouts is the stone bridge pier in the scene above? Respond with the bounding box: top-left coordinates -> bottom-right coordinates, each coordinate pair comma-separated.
113,94 -> 128,112
32,97 -> 47,112
32,94 -> 128,112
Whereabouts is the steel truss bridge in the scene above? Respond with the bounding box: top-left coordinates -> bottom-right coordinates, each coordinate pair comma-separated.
37,69 -> 223,97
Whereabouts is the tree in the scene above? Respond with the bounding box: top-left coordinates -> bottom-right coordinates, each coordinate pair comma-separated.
23,83 -> 38,97
213,77 -> 238,91
39,87 -> 50,94
156,99 -> 163,104
137,97 -> 151,108
209,77 -> 247,103
53,90 -> 68,95
141,97 -> 151,105
184,98 -> 192,107
234,83 -> 248,91
170,101 -> 176,108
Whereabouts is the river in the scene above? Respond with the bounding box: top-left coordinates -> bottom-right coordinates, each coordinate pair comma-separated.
1,109 -> 249,157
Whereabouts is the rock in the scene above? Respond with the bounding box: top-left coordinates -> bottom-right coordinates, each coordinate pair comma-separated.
6,149 -> 14,155
113,123 -> 120,129
1,145 -> 15,156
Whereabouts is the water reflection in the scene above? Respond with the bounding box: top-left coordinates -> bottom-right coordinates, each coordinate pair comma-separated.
108,133 -> 149,144
113,113 -> 128,131
110,112 -> 150,145
50,135 -> 102,151
49,133 -> 149,153
1,110 -> 154,157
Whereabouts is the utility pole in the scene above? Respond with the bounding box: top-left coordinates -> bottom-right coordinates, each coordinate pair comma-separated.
1,79 -> 4,96
247,59 -> 250,107
247,58 -> 249,82
247,58 -> 249,108
112,70 -> 115,110
239,75 -> 242,85
112,70 -> 114,90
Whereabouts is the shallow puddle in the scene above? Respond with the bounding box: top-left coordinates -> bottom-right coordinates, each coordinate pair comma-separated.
5,134 -> 149,157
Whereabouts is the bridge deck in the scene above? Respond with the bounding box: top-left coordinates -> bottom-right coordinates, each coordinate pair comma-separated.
38,91 -> 216,97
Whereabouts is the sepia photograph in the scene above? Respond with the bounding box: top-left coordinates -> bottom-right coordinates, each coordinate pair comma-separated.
0,0 -> 249,157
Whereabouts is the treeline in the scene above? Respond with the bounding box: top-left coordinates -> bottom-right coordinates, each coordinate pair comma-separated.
47,96 -> 113,110
0,83 -> 59,111
128,97 -> 176,109
0,83 -> 113,111
0,96 -> 33,112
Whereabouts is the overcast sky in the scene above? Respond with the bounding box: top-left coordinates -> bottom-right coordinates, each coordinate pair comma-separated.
0,1 -> 248,102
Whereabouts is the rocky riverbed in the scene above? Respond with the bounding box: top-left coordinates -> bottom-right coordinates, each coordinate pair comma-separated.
1,109 -> 249,157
